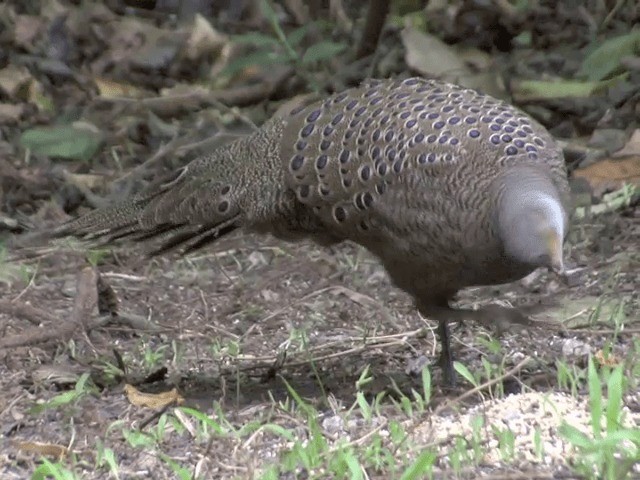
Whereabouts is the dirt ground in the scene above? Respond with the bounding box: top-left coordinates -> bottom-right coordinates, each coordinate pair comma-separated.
1,200 -> 638,478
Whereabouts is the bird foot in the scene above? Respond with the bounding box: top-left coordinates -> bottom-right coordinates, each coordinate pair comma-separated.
436,319 -> 457,389
470,304 -> 533,336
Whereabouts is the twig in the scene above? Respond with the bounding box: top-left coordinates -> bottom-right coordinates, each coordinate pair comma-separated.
282,0 -> 310,24
112,134 -> 181,192
96,67 -> 294,112
355,0 -> 390,59
0,267 -> 99,349
330,0 -> 354,32
0,300 -> 55,326
601,0 -> 627,30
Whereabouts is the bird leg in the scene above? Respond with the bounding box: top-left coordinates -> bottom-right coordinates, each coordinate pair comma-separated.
418,302 -> 532,387
434,307 -> 481,387
418,302 -> 473,388
436,318 -> 456,387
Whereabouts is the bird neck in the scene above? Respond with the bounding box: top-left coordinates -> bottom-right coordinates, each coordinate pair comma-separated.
494,164 -> 563,215
492,165 -> 567,267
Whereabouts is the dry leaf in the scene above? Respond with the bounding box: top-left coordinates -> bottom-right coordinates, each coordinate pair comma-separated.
572,157 -> 640,198
124,384 -> 184,409
613,129 -> 640,158
13,15 -> 45,50
400,25 -> 505,97
0,65 -> 32,97
14,440 -> 68,459
0,103 -> 26,124
331,286 -> 379,308
401,26 -> 469,79
184,13 -> 227,61
94,77 -> 145,98
595,349 -> 620,367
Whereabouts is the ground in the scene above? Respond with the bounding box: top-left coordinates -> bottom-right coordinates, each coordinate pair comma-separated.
1,205 -> 638,478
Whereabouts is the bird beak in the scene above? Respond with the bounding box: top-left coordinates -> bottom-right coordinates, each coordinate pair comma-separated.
546,231 -> 565,275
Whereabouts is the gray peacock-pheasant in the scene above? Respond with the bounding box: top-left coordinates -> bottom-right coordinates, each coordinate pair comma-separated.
52,77 -> 570,385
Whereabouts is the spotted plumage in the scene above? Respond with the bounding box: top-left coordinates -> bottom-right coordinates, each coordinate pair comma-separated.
51,77 -> 570,385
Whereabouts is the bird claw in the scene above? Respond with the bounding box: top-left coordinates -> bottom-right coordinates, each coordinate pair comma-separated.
471,305 -> 532,335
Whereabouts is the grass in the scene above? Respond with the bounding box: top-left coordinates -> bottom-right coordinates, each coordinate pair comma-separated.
3,237 -> 639,479
0,243 -> 37,287
29,373 -> 98,415
17,335 -> 640,479
218,0 -> 347,92
559,358 -> 640,480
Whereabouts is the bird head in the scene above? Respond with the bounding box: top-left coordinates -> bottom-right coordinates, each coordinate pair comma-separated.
496,169 -> 568,274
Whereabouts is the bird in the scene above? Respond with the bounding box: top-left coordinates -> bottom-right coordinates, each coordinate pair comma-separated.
50,77 -> 570,386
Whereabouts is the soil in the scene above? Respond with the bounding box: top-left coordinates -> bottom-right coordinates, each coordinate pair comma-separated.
1,206 -> 638,478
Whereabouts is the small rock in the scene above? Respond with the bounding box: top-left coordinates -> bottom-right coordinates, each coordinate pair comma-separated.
588,128 -> 628,154
321,414 -> 344,435
562,267 -> 587,288
405,355 -> 430,377
260,289 -> 279,302
561,338 -> 592,358
60,278 -> 76,297
544,278 -> 563,294
247,251 -> 268,269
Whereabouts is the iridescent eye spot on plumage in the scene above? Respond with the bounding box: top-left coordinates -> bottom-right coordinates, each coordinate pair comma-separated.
333,205 -> 346,223
359,165 -> 371,182
290,155 -> 304,172
300,123 -> 314,138
298,184 -> 310,199
217,200 -> 229,213
306,109 -> 321,123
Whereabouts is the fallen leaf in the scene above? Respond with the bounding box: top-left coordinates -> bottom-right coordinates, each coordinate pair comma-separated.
94,77 -> 145,99
401,26 -> 469,79
578,30 -> 640,81
613,129 -> 640,157
124,384 -> 184,409
595,349 -> 620,367
331,286 -> 379,309
401,26 -> 505,97
27,79 -> 55,112
20,123 -> 104,161
184,13 -> 228,61
572,157 -> 640,197
511,74 -> 628,102
13,15 -> 45,50
63,172 -> 107,190
0,103 -> 26,124
0,65 -> 32,98
14,440 -> 68,459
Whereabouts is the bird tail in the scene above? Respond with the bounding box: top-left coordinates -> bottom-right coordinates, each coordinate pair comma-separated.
52,139 -> 266,255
